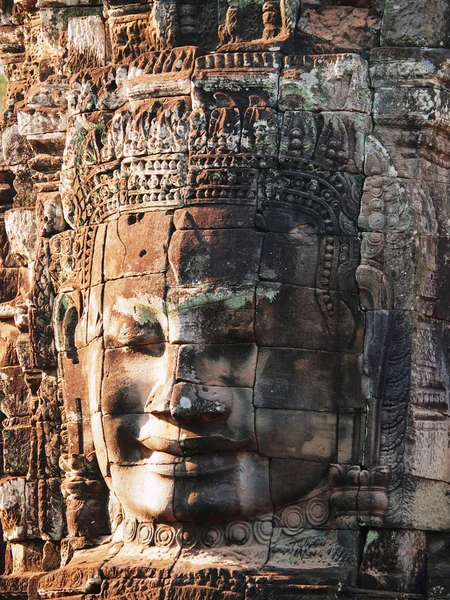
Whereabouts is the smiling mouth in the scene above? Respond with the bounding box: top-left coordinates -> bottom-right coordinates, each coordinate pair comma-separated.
146,451 -> 239,478
138,434 -> 249,454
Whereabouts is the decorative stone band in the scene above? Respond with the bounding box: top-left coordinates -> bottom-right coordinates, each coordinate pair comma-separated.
122,498 -> 330,549
195,52 -> 283,72
329,464 -> 391,528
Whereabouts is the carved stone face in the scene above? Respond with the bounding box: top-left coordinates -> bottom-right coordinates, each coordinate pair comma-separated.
65,194 -> 365,526
53,53 -> 366,528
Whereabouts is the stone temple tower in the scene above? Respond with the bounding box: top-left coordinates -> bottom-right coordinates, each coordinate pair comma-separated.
0,0 -> 450,599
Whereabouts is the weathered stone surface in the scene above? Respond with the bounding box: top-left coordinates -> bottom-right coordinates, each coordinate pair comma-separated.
104,212 -> 172,281
410,316 -> 450,411
9,540 -> 44,573
404,406 -> 448,481
168,286 -> 255,344
0,323 -> 19,368
270,458 -> 329,508
102,344 -> 177,414
67,16 -> 106,72
298,7 -> 381,52
374,86 -> 450,126
168,229 -> 263,286
103,274 -> 167,349
0,366 -> 29,417
17,107 -> 68,137
174,206 -> 256,230
279,111 -> 371,173
176,343 -> 257,388
427,533 -> 450,596
1,126 -> 33,168
372,125 -> 450,183
1,0 -> 450,597
280,54 -> 371,113
381,0 -> 450,47
256,408 -> 337,461
172,452 -> 271,523
0,269 -> 18,304
2,425 -> 31,475
255,283 -> 363,353
359,529 -> 426,593
254,348 -> 362,411
0,478 -> 39,540
398,476 -> 450,531
370,47 -> 450,90
4,209 -> 38,265
260,233 -> 359,292
266,529 -> 358,583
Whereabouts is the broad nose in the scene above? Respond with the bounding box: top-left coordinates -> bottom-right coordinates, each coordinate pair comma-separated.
169,382 -> 232,423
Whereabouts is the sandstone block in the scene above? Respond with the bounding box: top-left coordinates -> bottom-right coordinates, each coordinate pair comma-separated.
1,125 -> 33,167
280,54 -> 371,113
266,528 -> 357,582
427,533 -> 450,596
404,405 -> 448,482
381,0 -> 450,48
175,383 -> 256,452
399,476 -> 450,531
17,107 -> 67,137
193,52 -> 282,109
103,274 -> 167,349
174,206 -> 256,230
256,408 -> 337,461
374,87 -> 450,127
279,110 -> 371,173
255,347 -> 362,411
4,209 -> 38,265
168,286 -> 255,344
176,343 -> 257,388
260,233 -> 359,293
102,344 -> 177,414
0,269 -> 18,304
104,212 -> 172,281
359,529 -> 426,593
270,458 -> 329,508
2,426 -> 32,475
0,366 -> 29,417
10,540 -> 44,574
298,7 -> 380,52
255,283 -> 363,353
0,478 -> 39,540
173,452 -> 271,523
67,16 -> 106,72
0,323 -> 19,367
168,229 -> 263,287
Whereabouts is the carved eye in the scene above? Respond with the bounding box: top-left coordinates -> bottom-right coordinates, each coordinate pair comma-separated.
116,312 -> 164,347
289,222 -> 317,236
107,299 -> 166,348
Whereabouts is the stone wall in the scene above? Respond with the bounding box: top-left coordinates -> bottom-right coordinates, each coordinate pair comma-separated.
0,0 -> 449,599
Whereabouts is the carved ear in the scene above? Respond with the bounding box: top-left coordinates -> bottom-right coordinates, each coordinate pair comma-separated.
355,264 -> 393,311
54,291 -> 82,361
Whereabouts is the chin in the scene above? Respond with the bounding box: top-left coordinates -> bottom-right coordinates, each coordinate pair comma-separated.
110,464 -> 177,523
110,452 -> 272,524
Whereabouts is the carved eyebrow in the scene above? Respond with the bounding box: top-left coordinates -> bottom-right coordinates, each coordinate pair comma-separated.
168,287 -> 278,313
112,295 -> 167,325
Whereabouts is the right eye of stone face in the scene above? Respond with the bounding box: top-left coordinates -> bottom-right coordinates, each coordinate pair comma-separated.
113,305 -> 165,347
104,294 -> 167,348
103,275 -> 168,348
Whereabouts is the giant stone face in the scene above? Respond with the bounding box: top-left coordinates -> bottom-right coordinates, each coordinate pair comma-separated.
53,51 -> 366,532
3,1 -> 450,597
